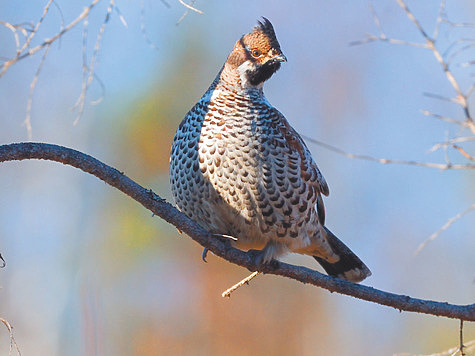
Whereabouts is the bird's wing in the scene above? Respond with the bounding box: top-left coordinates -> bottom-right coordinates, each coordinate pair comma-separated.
269,108 -> 329,197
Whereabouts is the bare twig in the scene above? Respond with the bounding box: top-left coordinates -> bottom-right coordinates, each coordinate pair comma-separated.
25,44 -> 51,140
0,318 -> 21,356
176,0 -> 197,25
452,145 -> 474,161
113,4 -> 128,28
140,0 -> 160,50
18,0 -> 55,57
0,21 -> 29,53
177,0 -> 203,15
432,0 -> 446,40
421,111 -> 475,133
395,0 -> 472,124
415,204 -> 475,256
428,137 -> 475,153
0,142 -> 474,321
301,135 -> 475,170
72,0 -> 114,124
222,271 -> 260,298
0,0 -> 102,78
349,33 -> 428,48
460,320 -> 465,356
356,0 -> 475,143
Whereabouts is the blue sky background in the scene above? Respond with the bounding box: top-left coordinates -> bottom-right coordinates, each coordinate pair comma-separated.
0,1 -> 474,355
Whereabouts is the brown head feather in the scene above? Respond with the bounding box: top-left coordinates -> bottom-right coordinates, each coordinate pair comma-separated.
223,18 -> 286,87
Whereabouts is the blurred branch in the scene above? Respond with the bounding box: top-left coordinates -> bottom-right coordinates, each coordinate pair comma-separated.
72,0 -> 117,125
0,318 -> 21,356
176,0 -> 198,25
415,204 -> 475,256
353,0 -> 475,172
25,43 -> 51,140
1,142 -> 474,322
0,0 -> 102,78
177,0 -> 203,15
301,135 -> 475,170
140,0 -> 160,49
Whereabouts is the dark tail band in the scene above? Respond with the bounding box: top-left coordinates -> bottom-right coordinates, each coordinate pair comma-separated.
314,227 -> 371,283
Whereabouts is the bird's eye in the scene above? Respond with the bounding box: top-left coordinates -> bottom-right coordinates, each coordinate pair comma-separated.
251,48 -> 262,58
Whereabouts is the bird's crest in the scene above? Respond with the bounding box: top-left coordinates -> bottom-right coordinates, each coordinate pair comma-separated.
252,17 -> 280,50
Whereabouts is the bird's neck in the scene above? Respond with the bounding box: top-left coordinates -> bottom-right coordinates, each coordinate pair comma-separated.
208,63 -> 264,98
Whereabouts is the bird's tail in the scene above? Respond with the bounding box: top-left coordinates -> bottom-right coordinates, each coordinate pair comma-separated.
313,226 -> 371,283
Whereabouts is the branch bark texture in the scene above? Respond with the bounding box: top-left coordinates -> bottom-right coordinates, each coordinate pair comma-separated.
1,142 -> 474,321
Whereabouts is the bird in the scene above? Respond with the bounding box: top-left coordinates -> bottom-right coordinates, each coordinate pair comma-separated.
169,18 -> 371,282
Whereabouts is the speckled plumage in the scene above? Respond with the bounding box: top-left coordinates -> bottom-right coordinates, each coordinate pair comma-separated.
170,18 -> 371,282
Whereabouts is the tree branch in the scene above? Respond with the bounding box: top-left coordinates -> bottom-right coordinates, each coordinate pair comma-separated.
1,142 -> 474,321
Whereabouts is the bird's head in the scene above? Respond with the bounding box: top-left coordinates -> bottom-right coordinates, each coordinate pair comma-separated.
225,18 -> 287,89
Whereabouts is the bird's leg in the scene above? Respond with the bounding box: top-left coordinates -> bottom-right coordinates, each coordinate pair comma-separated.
246,249 -> 280,270
246,249 -> 267,267
246,240 -> 282,270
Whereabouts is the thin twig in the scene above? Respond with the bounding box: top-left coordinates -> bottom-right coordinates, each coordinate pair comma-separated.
460,320 -> 465,356
396,0 -> 472,123
222,272 -> 260,298
73,0 -> 114,124
301,135 -> 475,170
0,21 -> 28,53
0,142 -> 474,321
113,4 -> 128,28
0,318 -> 21,356
421,111 -> 475,133
140,0 -> 159,50
452,145 -> 474,161
18,0 -> 55,56
396,0 -> 430,39
358,0 -> 474,133
0,0 -> 102,78
423,92 -> 461,105
414,204 -> 475,256
350,34 -> 428,48
0,0 -> 54,76
428,136 -> 475,153
176,0 -> 196,25
432,0 -> 447,40
24,44 -> 51,140
177,0 -> 203,14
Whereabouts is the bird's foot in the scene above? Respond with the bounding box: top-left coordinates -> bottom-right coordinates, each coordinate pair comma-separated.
201,233 -> 237,263
246,249 -> 280,271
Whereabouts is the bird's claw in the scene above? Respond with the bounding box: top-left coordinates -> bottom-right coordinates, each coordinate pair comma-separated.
202,248 -> 209,262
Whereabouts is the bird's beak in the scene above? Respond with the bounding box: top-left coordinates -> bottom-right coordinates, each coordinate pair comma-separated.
273,53 -> 287,62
